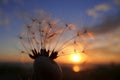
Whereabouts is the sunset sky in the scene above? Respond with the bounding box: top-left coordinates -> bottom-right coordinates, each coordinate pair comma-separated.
0,0 -> 120,64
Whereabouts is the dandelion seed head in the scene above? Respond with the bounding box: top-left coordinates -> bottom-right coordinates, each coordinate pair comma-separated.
19,16 -> 94,60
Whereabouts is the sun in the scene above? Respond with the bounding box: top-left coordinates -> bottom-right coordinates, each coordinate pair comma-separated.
71,54 -> 81,63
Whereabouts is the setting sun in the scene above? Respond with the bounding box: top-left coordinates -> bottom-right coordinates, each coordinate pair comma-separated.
71,54 -> 81,63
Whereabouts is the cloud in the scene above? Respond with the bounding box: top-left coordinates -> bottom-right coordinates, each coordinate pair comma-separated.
115,0 -> 120,4
86,29 -> 120,63
86,3 -> 111,18
95,4 -> 110,11
87,9 -> 98,18
88,12 -> 120,34
86,4 -> 120,63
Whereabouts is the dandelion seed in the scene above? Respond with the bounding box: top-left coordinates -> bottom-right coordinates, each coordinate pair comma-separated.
83,29 -> 87,33
21,51 -> 25,53
87,32 -> 94,39
32,18 -> 37,22
19,36 -> 23,39
67,23 -> 76,30
27,25 -> 32,29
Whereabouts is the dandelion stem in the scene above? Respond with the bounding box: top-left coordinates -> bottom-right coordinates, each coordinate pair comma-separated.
53,25 -> 68,51
57,35 -> 77,52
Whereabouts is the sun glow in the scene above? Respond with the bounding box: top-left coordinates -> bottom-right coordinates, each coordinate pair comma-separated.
71,54 -> 81,63
72,65 -> 80,72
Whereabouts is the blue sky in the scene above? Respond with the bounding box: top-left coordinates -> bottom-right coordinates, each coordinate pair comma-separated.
0,0 -> 120,63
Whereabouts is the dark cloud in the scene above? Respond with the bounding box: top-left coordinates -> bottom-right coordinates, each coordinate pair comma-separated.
115,0 -> 120,5
88,11 -> 120,34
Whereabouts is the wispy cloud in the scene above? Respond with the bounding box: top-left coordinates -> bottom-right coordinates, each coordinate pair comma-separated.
95,4 -> 110,11
86,3 -> 111,18
86,7 -> 120,63
86,29 -> 120,63
87,9 -> 98,18
115,0 -> 120,4
88,12 -> 120,34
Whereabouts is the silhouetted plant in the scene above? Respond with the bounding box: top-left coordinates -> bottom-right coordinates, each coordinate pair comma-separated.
19,18 -> 93,59
19,17 -> 94,80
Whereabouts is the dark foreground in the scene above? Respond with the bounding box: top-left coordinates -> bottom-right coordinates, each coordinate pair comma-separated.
0,62 -> 120,80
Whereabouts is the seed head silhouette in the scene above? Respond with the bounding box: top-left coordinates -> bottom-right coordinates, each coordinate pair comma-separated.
19,17 -> 94,80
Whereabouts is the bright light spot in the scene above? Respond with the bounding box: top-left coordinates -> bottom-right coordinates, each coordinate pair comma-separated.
72,54 -> 81,63
72,65 -> 80,72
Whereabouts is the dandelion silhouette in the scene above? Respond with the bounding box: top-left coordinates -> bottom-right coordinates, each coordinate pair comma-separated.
19,17 -> 94,80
